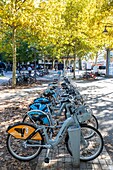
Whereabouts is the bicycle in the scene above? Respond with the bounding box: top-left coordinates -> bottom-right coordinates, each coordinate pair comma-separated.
8,73 -> 29,86
6,103 -> 103,162
8,72 -> 38,86
82,71 -> 96,80
23,98 -> 98,130
22,84 -> 98,130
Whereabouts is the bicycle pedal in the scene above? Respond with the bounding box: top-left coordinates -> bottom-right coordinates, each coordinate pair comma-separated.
44,157 -> 49,163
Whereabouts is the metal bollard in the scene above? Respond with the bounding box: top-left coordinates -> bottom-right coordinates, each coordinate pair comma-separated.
68,125 -> 80,168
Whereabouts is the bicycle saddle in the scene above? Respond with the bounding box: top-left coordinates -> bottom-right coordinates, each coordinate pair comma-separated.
43,90 -> 55,97
40,100 -> 50,104
29,103 -> 48,112
34,97 -> 50,103
49,86 -> 57,90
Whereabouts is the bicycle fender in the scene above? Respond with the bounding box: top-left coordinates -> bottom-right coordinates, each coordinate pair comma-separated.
6,123 -> 42,140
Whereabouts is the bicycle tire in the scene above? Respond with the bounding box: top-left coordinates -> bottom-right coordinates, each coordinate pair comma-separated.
28,77 -> 35,84
6,123 -> 44,161
65,124 -> 104,161
22,114 -> 34,124
22,110 -> 51,126
85,114 -> 98,129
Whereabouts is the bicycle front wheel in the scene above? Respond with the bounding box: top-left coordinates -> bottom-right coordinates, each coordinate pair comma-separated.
65,124 -> 104,161
85,114 -> 98,130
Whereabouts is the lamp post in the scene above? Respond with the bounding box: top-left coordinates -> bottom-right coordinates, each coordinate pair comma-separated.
103,25 -> 113,77
103,25 -> 113,33
106,48 -> 110,76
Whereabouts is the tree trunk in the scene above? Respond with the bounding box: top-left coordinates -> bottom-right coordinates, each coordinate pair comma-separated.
52,58 -> 54,69
78,57 -> 82,70
73,46 -> 76,79
43,55 -> 45,69
95,52 -> 98,65
12,27 -> 17,87
34,51 -> 37,82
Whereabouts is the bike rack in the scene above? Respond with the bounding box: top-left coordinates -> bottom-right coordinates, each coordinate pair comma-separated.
68,125 -> 80,167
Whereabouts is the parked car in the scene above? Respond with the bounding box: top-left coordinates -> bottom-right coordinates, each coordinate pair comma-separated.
97,66 -> 106,76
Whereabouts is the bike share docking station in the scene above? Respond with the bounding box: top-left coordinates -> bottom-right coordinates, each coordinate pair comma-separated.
68,125 -> 80,167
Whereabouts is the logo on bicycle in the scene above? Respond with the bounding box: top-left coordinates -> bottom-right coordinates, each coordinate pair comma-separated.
15,128 -> 26,137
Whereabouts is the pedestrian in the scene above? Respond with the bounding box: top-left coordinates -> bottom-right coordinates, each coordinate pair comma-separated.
27,65 -> 32,76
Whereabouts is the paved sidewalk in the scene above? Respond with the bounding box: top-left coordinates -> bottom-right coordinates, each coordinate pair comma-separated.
1,143 -> 113,170
34,145 -> 113,170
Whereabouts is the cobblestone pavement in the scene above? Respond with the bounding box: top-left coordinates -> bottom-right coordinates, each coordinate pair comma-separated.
34,145 -> 113,170
2,144 -> 113,170
1,74 -> 113,169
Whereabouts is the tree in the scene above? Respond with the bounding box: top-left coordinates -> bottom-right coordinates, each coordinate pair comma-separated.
0,0 -> 36,86
1,0 -> 113,83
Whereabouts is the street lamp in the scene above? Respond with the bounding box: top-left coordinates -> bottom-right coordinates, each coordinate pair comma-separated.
103,25 -> 113,33
103,26 -> 108,33
103,25 -> 113,77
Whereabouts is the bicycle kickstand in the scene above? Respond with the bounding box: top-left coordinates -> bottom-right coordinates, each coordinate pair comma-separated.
44,148 -> 50,163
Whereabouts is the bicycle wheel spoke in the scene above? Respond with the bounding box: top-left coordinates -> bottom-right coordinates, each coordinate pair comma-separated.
9,136 -> 41,158
7,125 -> 44,161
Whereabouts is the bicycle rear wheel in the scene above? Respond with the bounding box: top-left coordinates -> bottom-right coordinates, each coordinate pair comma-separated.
22,114 -> 35,124
65,124 -> 104,161
28,76 -> 35,84
6,123 -> 44,161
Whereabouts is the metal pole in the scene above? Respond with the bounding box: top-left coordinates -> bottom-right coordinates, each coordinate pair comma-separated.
106,48 -> 110,77
73,46 -> 76,79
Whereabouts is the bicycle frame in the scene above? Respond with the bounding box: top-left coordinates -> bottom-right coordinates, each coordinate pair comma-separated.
49,101 -> 70,116
25,100 -> 92,129
25,114 -> 79,149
